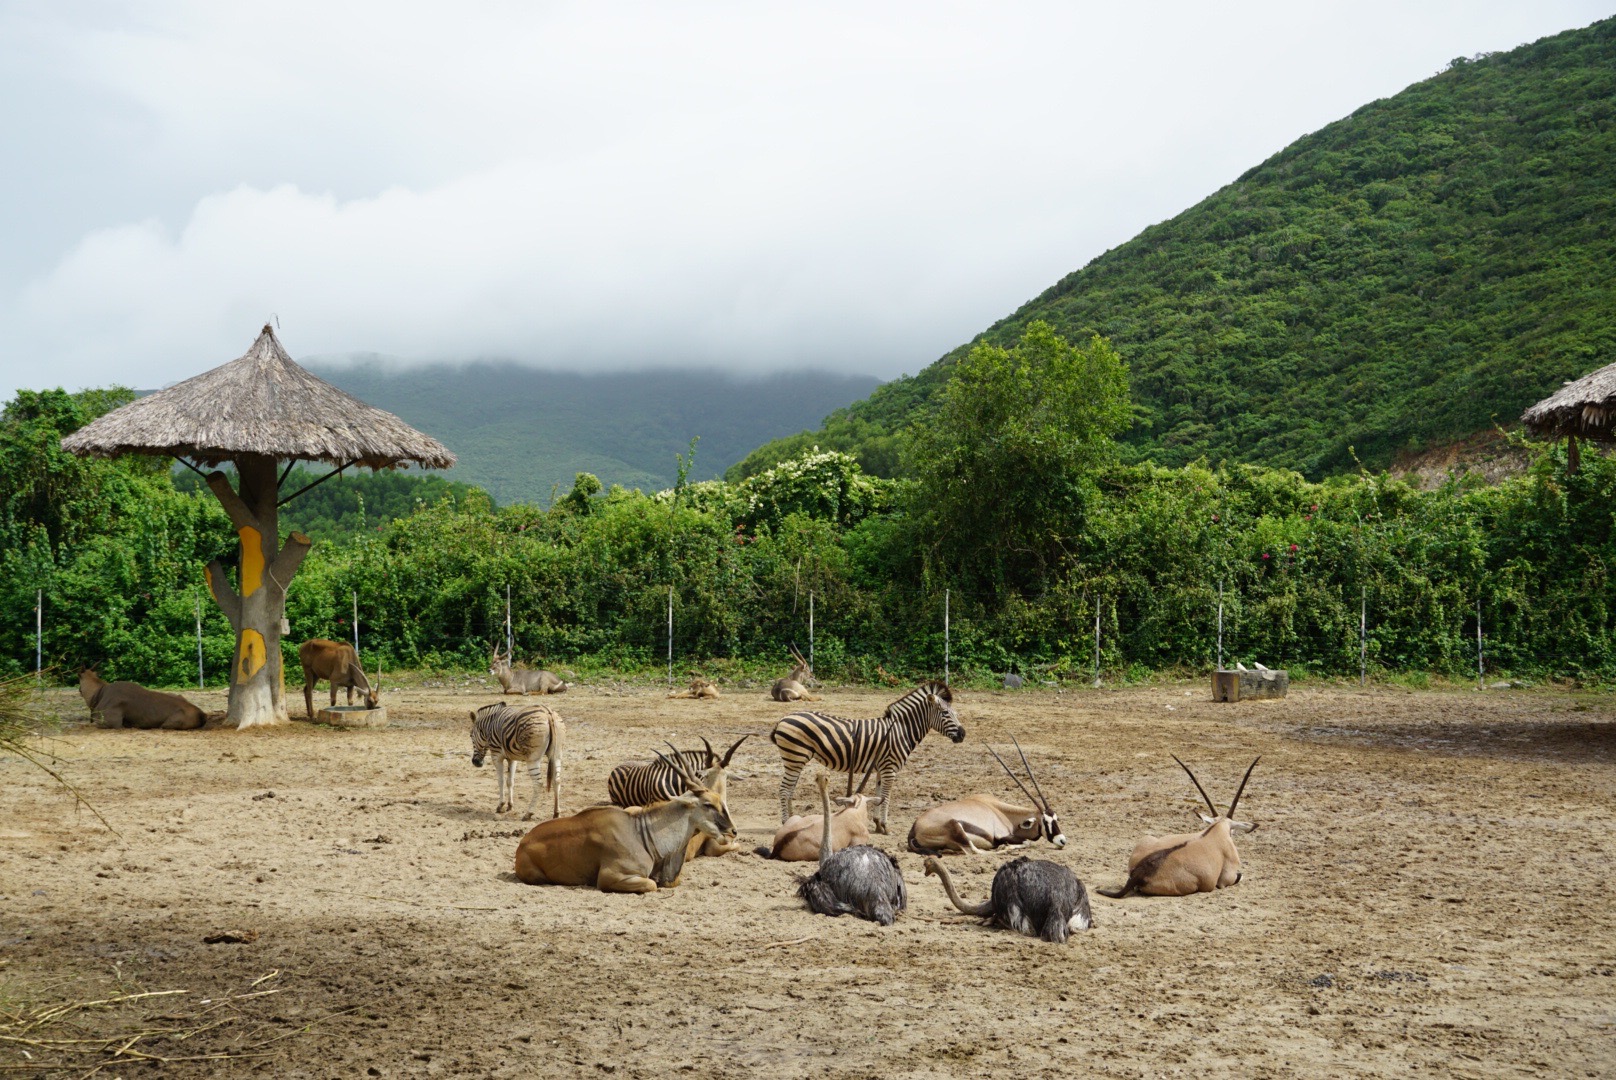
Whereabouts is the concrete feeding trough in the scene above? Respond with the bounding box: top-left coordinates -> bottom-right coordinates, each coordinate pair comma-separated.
317,705 -> 389,728
1211,668 -> 1288,702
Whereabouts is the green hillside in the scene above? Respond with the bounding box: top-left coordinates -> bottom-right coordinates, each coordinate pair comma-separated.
307,362 -> 880,505
731,17 -> 1616,481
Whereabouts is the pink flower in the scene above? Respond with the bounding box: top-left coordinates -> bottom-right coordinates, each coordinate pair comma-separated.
1289,544 -> 1299,552
1262,553 -> 1270,560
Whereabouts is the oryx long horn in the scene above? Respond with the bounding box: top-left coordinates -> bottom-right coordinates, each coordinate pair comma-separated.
654,747 -> 705,792
719,733 -> 753,767
1011,735 -> 1049,810
662,741 -> 705,788
1172,755 -> 1220,819
987,744 -> 1040,808
1225,756 -> 1261,820
699,736 -> 716,767
852,760 -> 878,796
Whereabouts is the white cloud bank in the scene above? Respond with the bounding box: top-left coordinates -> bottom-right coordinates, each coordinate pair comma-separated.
0,1 -> 1608,395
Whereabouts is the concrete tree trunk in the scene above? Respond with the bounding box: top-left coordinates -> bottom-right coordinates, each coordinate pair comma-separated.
202,454 -> 311,730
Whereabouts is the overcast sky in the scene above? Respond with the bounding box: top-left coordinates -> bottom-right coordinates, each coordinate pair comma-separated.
0,2 -> 1608,400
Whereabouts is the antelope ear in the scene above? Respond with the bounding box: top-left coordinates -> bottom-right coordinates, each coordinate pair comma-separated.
1230,818 -> 1258,833
1196,812 -> 1216,825
866,797 -> 885,806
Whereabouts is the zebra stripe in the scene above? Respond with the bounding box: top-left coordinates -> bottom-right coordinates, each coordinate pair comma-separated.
607,749 -> 713,808
469,701 -> 564,820
770,681 -> 964,833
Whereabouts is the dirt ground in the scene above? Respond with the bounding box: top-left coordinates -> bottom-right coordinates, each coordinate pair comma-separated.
2,676 -> 1614,1078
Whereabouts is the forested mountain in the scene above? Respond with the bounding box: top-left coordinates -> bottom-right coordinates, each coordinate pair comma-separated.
732,17 -> 1616,481
306,361 -> 879,505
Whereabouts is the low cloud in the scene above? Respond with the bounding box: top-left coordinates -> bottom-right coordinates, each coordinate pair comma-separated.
1,1 -> 1605,395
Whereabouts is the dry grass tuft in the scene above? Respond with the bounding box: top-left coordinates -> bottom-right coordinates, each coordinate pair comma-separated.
0,673 -> 111,832
0,970 -> 356,1075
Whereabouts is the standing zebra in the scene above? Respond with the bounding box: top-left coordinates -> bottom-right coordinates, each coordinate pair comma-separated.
606,735 -> 751,808
771,681 -> 964,834
468,701 -> 565,820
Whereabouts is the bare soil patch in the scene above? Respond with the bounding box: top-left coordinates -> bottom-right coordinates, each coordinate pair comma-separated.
3,680 -> 1614,1078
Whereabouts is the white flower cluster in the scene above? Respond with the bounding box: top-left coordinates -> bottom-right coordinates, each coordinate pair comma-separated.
650,448 -> 883,528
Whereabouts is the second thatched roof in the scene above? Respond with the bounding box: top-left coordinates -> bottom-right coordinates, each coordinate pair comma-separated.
1521,360 -> 1616,443
61,325 -> 455,470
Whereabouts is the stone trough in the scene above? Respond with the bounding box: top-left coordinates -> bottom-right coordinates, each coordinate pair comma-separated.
316,705 -> 389,729
1211,668 -> 1288,702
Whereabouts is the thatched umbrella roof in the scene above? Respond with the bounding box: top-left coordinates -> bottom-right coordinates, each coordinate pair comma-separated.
1521,360 -> 1616,443
61,325 -> 455,469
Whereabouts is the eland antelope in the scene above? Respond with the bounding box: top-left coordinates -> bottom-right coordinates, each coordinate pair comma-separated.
298,638 -> 378,720
513,751 -> 732,893
79,670 -> 206,731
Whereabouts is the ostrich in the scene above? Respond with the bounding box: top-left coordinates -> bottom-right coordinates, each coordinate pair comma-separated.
923,855 -> 1093,943
795,772 -> 907,925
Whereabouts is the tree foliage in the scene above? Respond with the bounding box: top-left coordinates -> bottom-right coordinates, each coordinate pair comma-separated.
905,322 -> 1131,591
7,379 -> 1615,687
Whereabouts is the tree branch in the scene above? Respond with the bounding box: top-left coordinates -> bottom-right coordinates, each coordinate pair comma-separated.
205,471 -> 259,532
204,561 -> 242,629
267,532 -> 312,593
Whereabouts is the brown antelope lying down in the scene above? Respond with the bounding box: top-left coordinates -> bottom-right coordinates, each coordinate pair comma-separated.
769,645 -> 820,702
908,738 -> 1066,855
667,741 -> 748,861
605,736 -> 750,860
490,646 -> 569,695
513,752 -> 733,893
79,670 -> 207,730
298,638 -> 378,720
1099,755 -> 1260,899
667,675 -> 720,699
761,767 -> 882,861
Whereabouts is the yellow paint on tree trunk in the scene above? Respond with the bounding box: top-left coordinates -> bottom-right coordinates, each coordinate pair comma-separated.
237,629 -> 267,682
238,526 -> 264,596
203,563 -> 221,605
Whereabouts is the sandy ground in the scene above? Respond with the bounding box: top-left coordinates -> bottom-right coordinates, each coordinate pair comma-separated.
2,676 -> 1614,1079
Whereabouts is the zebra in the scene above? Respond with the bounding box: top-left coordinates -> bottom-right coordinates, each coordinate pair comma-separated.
468,701 -> 565,820
606,735 -> 751,808
771,680 -> 964,834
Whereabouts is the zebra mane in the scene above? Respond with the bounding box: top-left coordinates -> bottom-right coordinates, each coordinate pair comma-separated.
881,680 -> 951,719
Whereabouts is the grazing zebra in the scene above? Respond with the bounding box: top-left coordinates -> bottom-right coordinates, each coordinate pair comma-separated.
606,735 -> 750,808
771,681 -> 964,834
468,701 -> 565,820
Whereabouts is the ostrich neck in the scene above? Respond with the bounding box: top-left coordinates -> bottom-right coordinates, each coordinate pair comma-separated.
931,862 -> 992,916
818,780 -> 835,864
